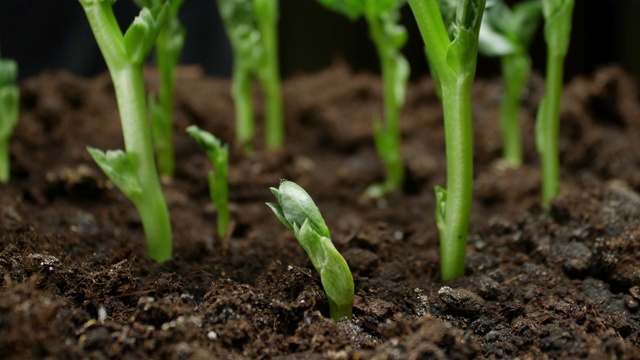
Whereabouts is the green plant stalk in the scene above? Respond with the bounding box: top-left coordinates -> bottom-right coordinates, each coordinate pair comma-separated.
209,170 -> 230,238
255,0 -> 284,149
537,0 -> 574,209
499,54 -> 530,165
409,0 -> 483,280
233,62 -> 255,147
0,140 -> 9,182
366,11 -> 404,193
80,1 -> 172,262
538,53 -> 563,208
0,56 -> 19,184
154,27 -> 178,176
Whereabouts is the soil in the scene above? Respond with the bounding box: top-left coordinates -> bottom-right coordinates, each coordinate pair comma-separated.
2,63 -> 640,359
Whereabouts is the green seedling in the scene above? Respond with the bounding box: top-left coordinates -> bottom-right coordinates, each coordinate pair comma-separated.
0,46 -> 19,184
186,125 -> 230,241
317,0 -> 409,197
79,0 -> 173,262
536,0 -> 574,209
267,180 -> 354,322
408,0 -> 485,280
478,0 -> 542,166
217,0 -> 284,151
135,0 -> 186,177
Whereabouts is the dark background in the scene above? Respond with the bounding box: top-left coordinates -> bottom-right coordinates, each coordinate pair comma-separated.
1,0 -> 639,83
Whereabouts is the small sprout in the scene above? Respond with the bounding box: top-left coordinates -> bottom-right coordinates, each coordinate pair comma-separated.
135,0 -> 186,177
267,181 -> 354,322
318,0 -> 409,196
479,0 -> 542,166
536,0 -> 575,208
186,125 -> 230,241
0,54 -> 19,183
217,0 -> 284,150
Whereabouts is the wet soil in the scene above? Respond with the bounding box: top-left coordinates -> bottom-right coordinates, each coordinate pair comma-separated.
1,64 -> 640,359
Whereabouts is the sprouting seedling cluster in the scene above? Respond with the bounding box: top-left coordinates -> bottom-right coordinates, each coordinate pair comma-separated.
79,0 -> 174,263
317,0 -> 409,197
0,46 -> 19,184
186,125 -> 230,242
267,180 -> 354,322
135,0 -> 186,178
479,0 -> 542,166
217,0 -> 284,151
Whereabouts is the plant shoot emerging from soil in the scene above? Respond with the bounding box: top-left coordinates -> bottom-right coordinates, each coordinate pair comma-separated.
135,0 -> 186,177
186,125 -> 230,241
408,0 -> 485,280
478,0 -> 541,166
217,0 -> 284,151
317,0 -> 409,197
0,47 -> 19,184
536,0 -> 574,209
79,0 -> 173,262
267,180 -> 354,322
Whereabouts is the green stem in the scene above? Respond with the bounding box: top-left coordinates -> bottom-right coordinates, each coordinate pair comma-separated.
81,2 -> 172,262
155,31 -> 176,177
209,171 -> 230,239
439,78 -> 474,280
0,138 -> 9,183
232,63 -> 255,148
367,12 -> 404,192
538,54 -> 563,209
256,0 -> 284,149
500,54 -> 530,166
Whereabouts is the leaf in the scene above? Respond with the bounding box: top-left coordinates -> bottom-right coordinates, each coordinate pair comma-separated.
124,4 -> 169,64
266,201 -> 293,231
316,0 -> 366,20
542,0 -> 574,57
509,0 -> 542,46
478,19 -> 517,57
435,185 -> 447,234
273,181 -> 331,239
87,147 -> 142,200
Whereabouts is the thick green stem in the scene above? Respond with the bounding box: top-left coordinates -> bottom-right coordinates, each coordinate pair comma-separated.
0,139 -> 9,183
81,2 -> 172,262
439,78 -> 474,280
232,63 -> 255,148
256,0 -> 284,149
500,54 -> 530,166
538,54 -> 563,209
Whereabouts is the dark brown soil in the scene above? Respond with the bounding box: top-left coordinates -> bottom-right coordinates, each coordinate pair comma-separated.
1,64 -> 640,359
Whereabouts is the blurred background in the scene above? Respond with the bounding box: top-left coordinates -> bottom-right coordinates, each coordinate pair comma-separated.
0,0 -> 639,83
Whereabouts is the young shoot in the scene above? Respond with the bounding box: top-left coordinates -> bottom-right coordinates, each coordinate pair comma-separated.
135,0 -> 186,177
408,0 -> 486,280
79,0 -> 173,262
217,0 -> 284,151
186,125 -> 230,242
0,48 -> 19,184
536,0 -> 574,209
316,0 -> 409,197
267,180 -> 354,322
478,0 -> 542,166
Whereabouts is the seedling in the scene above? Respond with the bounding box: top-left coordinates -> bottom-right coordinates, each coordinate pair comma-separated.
186,125 -> 230,242
267,180 -> 354,322
135,0 -> 186,177
0,46 -> 19,184
79,0 -> 173,262
478,0 -> 542,166
408,0 -> 485,280
217,0 -> 284,150
317,0 -> 409,196
536,0 -> 574,208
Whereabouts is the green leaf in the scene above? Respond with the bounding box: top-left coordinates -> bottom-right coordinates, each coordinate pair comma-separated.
87,147 -> 142,200
124,4 -> 169,64
542,0 -> 574,57
316,0 -> 366,20
271,181 -> 331,239
434,185 -> 447,234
